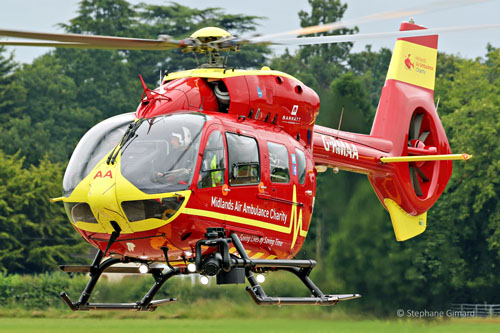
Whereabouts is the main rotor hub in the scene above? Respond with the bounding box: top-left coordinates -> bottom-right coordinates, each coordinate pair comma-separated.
190,27 -> 231,39
181,26 -> 240,59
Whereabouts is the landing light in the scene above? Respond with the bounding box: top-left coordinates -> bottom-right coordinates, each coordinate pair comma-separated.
139,264 -> 149,274
315,165 -> 327,173
256,274 -> 266,283
187,263 -> 197,273
200,275 -> 209,285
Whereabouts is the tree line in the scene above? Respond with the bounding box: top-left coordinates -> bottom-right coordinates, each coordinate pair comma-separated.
0,0 -> 499,315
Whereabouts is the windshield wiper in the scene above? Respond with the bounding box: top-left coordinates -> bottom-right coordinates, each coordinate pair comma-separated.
107,118 -> 145,165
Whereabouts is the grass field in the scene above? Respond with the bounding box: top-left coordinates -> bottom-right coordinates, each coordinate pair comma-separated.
0,317 -> 499,333
0,297 -> 498,332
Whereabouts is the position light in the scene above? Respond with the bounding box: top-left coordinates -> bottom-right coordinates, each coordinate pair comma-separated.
256,274 -> 266,283
185,250 -> 193,257
200,275 -> 209,285
139,264 -> 149,274
187,263 -> 197,273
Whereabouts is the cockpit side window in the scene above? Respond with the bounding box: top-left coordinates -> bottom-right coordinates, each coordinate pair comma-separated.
267,142 -> 290,183
295,148 -> 306,184
120,114 -> 206,194
199,131 -> 225,188
226,132 -> 260,186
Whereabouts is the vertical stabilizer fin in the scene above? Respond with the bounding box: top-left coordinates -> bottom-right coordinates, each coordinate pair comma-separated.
384,198 -> 426,241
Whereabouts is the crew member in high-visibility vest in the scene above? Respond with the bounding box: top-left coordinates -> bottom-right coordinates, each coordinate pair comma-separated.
210,154 -> 222,187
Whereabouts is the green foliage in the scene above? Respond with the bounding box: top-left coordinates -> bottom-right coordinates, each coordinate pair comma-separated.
0,47 -> 26,122
0,55 -> 97,166
0,152 -> 88,273
62,0 -> 136,36
422,47 -> 500,304
326,182 -> 428,315
298,0 -> 357,65
348,45 -> 392,112
0,271 -> 314,311
0,273 -> 77,309
329,72 -> 372,133
272,0 -> 357,90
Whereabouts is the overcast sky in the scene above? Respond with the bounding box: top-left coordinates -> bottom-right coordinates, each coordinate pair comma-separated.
1,0 -> 499,64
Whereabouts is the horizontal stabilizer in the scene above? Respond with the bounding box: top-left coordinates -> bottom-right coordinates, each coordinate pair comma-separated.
380,153 -> 471,163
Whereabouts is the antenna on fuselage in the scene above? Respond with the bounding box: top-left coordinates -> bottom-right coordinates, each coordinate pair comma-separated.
336,106 -> 344,139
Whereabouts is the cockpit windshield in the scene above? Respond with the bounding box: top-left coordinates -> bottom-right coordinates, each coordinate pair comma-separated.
63,113 -> 134,196
120,113 -> 206,194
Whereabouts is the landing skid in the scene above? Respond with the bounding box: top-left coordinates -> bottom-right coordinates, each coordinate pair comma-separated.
59,227 -> 360,311
200,228 -> 361,306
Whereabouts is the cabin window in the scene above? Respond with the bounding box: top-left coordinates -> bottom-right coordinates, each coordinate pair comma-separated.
295,148 -> 306,184
199,131 -> 225,188
226,133 -> 260,185
267,142 -> 290,183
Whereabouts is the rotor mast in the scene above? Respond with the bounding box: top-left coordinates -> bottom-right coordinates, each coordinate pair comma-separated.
181,27 -> 240,68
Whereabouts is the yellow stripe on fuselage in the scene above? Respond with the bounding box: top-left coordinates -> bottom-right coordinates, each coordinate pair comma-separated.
163,67 -> 300,83
386,40 -> 437,90
183,207 -> 293,234
182,185 -> 308,249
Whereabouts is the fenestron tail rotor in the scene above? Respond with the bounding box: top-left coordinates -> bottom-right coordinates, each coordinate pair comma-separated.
408,113 -> 431,197
380,109 -> 471,199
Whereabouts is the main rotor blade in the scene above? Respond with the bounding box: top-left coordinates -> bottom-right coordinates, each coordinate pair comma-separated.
0,41 -> 168,50
0,29 -> 181,50
249,0 -> 493,43
0,41 -> 88,48
250,8 -> 419,42
265,23 -> 500,46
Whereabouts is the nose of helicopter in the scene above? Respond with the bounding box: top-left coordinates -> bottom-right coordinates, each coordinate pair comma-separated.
87,163 -> 133,234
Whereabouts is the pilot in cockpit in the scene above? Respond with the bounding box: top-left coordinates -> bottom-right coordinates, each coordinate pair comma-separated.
156,127 -> 192,184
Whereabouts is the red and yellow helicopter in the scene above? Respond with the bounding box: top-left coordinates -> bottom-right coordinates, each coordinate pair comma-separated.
0,11 -> 476,311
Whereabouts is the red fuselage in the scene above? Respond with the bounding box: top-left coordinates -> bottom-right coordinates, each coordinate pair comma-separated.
64,58 -> 452,263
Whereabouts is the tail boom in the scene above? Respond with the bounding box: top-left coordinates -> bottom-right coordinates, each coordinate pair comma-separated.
312,126 -> 392,175
311,22 -> 457,241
